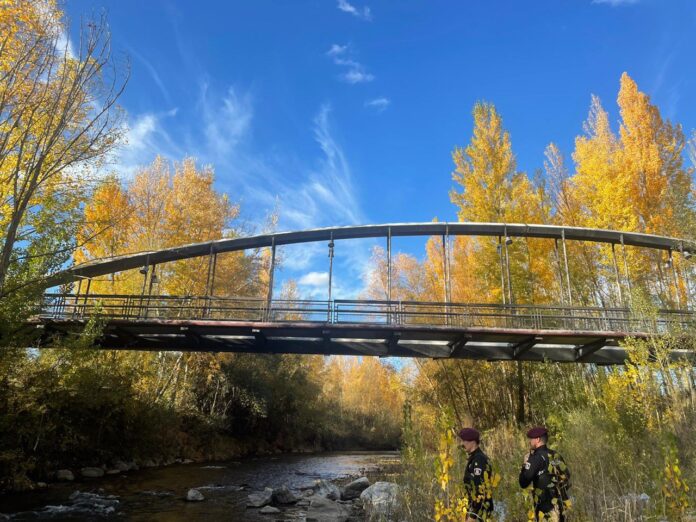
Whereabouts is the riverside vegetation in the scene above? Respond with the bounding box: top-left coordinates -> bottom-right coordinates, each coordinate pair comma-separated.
2,2 -> 696,521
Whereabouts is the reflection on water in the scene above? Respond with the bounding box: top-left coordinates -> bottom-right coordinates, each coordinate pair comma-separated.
0,452 -> 400,521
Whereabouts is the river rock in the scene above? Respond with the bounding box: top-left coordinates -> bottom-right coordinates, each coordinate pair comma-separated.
112,460 -> 130,472
360,482 -> 399,518
68,490 -> 119,513
186,488 -> 205,501
260,505 -> 281,514
81,467 -> 105,478
341,476 -> 370,500
306,496 -> 351,522
314,479 -> 341,500
273,485 -> 299,504
56,469 -> 74,481
106,469 -> 121,475
247,487 -> 274,507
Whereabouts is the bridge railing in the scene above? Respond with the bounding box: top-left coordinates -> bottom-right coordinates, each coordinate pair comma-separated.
39,293 -> 695,334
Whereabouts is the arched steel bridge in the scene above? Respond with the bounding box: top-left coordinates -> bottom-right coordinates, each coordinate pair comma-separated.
31,223 -> 696,365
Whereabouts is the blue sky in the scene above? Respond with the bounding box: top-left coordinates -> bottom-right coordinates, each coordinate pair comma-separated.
66,0 -> 696,299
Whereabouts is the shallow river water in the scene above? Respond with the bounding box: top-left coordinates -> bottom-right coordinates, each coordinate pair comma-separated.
0,452 -> 400,521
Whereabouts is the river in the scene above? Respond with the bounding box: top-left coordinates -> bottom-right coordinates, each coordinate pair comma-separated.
0,452 -> 400,521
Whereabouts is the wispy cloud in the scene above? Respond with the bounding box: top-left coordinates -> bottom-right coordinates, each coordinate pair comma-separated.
326,44 -> 374,84
365,97 -> 390,112
113,87 -> 373,295
337,0 -> 372,21
110,108 -> 181,178
200,84 -> 253,158
129,48 -> 172,104
591,0 -> 639,6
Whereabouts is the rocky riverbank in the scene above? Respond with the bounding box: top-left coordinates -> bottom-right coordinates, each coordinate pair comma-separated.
0,452 -> 400,521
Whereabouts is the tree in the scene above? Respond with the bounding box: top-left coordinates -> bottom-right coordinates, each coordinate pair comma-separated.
570,74 -> 695,307
450,102 -> 553,305
0,0 -> 127,299
76,156 -> 262,298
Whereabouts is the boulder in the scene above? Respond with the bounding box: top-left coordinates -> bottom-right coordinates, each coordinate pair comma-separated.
56,469 -> 74,481
341,476 -> 370,500
360,482 -> 399,519
247,487 -> 274,508
273,485 -> 299,504
260,505 -> 281,514
306,496 -> 351,522
186,488 -> 205,502
80,467 -> 105,478
112,460 -> 130,472
106,469 -> 121,475
314,479 -> 341,500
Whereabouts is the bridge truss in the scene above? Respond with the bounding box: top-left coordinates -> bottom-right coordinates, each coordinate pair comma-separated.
32,223 -> 696,364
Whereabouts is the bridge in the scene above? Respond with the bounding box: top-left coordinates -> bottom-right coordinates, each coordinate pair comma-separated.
31,223 -> 696,364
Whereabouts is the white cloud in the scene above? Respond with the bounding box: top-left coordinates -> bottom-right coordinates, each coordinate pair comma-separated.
56,30 -> 76,59
342,68 -> 375,84
592,0 -> 639,5
326,44 -> 375,84
327,44 -> 348,57
337,0 -> 372,21
298,271 -> 330,287
365,97 -> 390,112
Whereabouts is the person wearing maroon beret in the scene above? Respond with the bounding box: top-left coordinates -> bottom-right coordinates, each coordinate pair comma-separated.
519,427 -> 571,521
457,427 -> 493,521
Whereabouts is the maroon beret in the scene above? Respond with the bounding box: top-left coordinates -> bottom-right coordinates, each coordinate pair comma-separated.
526,426 -> 548,438
458,428 -> 480,442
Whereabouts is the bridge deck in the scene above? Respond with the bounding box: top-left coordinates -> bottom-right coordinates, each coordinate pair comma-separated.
29,294 -> 696,364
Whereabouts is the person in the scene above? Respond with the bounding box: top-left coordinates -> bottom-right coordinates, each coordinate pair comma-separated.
519,427 -> 571,521
458,427 -> 494,521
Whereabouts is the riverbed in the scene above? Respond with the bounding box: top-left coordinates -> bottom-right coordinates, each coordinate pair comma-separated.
0,452 -> 400,521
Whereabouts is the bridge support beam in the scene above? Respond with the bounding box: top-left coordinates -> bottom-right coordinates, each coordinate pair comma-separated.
575,338 -> 607,362
503,226 -> 514,305
553,239 -> 565,305
265,238 -> 276,321
387,227 -> 392,302
327,235 -> 334,322
561,229 -> 573,306
611,243 -> 625,308
669,250 -> 683,310
621,234 -> 633,306
498,237 -> 506,305
512,336 -> 539,359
